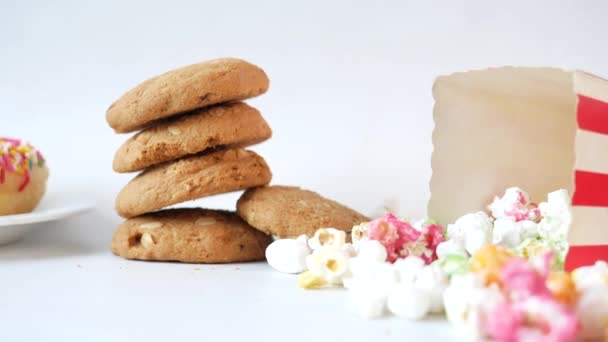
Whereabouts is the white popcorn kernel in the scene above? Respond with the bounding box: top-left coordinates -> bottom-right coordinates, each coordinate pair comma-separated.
443,274 -> 504,339
387,283 -> 431,320
348,287 -> 387,319
576,286 -> 608,340
540,189 -> 571,218
393,256 -> 425,284
415,262 -> 449,313
308,228 -> 346,250
265,235 -> 311,274
464,227 -> 492,256
347,258 -> 397,292
572,261 -> 608,291
436,239 -> 467,259
538,189 -> 572,240
351,223 -> 368,246
519,220 -> 539,240
492,218 -> 521,248
306,245 -> 350,285
341,242 -> 357,257
356,239 -> 387,262
446,212 -> 493,256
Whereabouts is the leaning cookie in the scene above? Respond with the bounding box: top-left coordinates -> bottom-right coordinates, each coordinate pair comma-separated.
113,102 -> 272,173
106,58 -> 269,133
115,148 -> 272,218
236,185 -> 369,238
111,208 -> 272,263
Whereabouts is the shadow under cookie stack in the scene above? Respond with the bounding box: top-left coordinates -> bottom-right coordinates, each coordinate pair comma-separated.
106,58 -> 274,263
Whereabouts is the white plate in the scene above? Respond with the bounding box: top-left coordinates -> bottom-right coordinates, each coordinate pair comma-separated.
0,202 -> 95,245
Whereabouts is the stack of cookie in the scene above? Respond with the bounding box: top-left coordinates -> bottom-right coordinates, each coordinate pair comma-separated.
106,58 -> 274,263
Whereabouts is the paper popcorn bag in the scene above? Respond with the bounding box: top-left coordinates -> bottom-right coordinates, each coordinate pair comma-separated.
428,67 -> 608,270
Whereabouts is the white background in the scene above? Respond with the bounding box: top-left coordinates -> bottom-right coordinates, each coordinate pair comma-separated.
1,1 -> 608,341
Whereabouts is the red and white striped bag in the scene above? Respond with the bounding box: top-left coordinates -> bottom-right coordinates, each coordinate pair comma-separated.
428,67 -> 608,270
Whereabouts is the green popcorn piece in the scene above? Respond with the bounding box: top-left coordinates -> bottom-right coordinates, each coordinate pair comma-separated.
441,254 -> 470,277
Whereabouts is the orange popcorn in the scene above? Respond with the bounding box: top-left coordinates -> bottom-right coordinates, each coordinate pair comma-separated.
470,245 -> 514,286
547,271 -> 578,306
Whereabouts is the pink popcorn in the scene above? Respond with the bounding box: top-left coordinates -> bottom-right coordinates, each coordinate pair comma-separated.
486,296 -> 579,342
367,213 -> 411,262
501,255 -> 552,299
526,204 -> 541,223
486,252 -> 580,342
420,223 -> 446,264
367,214 -> 445,264
489,187 -> 541,222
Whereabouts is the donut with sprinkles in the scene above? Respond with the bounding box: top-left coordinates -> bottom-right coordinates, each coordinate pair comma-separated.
0,137 -> 45,191
0,137 -> 48,215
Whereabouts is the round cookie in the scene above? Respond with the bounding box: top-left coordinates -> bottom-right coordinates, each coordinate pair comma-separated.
113,102 -> 272,173
106,58 -> 269,133
111,208 -> 272,263
115,148 -> 272,218
0,137 -> 49,215
236,185 -> 369,238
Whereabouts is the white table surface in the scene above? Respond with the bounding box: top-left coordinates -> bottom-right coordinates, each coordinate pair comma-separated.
0,188 -> 459,342
3,1 -> 608,341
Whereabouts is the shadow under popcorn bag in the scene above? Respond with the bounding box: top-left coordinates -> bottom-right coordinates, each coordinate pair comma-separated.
428,67 -> 608,271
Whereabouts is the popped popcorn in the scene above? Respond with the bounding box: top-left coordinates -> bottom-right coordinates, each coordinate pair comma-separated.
308,227 -> 346,250
547,271 -> 578,305
265,187 -> 605,342
492,218 -> 523,248
393,256 -> 425,284
387,282 -> 431,319
482,251 -> 579,342
265,235 -> 310,274
572,261 -> 608,340
576,286 -> 608,340
538,189 -> 572,243
440,254 -> 469,277
500,254 -> 553,299
419,222 -> 446,263
347,287 -> 388,319
489,187 -> 540,222
519,219 -> 540,240
436,239 -> 467,259
486,296 -> 579,342
367,213 -> 419,262
366,213 -> 444,264
344,255 -> 397,293
443,273 -> 505,340
348,256 -> 447,320
344,256 -> 396,318
415,261 -> 449,313
446,211 -> 493,255
470,244 -> 514,286
341,243 -> 358,258
299,245 -> 350,287
351,222 -> 368,245
355,239 -> 387,262
571,261 -> 608,291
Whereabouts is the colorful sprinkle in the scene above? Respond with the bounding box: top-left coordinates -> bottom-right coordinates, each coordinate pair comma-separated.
0,137 -> 45,192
